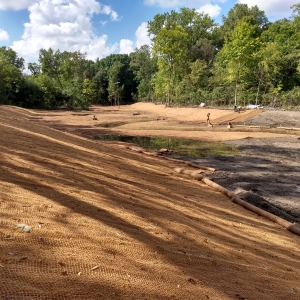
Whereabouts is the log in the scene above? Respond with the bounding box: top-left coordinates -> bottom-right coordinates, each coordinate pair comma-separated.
174,167 -> 300,237
288,223 -> 300,235
249,125 -> 271,129
277,127 -> 300,131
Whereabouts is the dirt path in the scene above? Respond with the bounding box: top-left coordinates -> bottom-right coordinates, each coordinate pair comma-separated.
0,104 -> 300,299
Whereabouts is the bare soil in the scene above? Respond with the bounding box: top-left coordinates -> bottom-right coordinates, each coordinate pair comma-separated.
0,104 -> 300,300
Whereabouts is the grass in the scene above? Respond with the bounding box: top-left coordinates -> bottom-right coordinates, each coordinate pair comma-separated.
92,135 -> 239,158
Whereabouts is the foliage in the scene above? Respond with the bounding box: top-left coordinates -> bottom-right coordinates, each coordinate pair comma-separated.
130,45 -> 157,101
215,17 -> 262,105
0,47 -> 23,104
221,3 -> 268,40
1,3 -> 300,110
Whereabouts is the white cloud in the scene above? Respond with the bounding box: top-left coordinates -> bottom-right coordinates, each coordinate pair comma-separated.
119,21 -> 153,54
99,4 -> 120,21
119,39 -> 134,54
110,11 -> 119,21
144,0 -> 180,7
144,0 -> 295,21
10,0 -> 119,62
144,0 -> 223,18
0,0 -> 35,10
144,0 -> 216,8
99,20 -> 108,26
81,36 -> 118,60
197,3 -> 221,18
135,22 -> 153,48
237,0 -> 295,17
0,28 -> 9,40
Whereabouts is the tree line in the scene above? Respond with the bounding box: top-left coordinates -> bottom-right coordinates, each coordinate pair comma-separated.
1,3 -> 300,110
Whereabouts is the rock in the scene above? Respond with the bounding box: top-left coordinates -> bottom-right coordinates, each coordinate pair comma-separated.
16,223 -> 32,233
157,148 -> 174,155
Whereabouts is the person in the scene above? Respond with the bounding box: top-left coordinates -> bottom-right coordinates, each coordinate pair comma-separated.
237,106 -> 241,113
234,105 -> 237,112
206,113 -> 211,124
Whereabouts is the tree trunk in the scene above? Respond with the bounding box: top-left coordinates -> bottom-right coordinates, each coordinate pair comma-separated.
234,63 -> 241,106
167,70 -> 171,107
255,79 -> 261,105
234,79 -> 238,106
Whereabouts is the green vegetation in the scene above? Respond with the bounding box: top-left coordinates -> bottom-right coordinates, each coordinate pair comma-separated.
1,3 -> 300,109
92,135 -> 239,158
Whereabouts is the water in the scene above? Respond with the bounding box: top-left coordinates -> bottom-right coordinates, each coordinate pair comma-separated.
92,135 -> 239,158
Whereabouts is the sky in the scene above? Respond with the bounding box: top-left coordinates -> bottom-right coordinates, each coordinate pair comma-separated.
0,0 -> 298,64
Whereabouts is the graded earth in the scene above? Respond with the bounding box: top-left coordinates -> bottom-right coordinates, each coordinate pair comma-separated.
0,104 -> 300,300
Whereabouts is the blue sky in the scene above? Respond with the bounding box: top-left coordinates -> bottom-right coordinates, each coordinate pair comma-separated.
0,0 -> 297,63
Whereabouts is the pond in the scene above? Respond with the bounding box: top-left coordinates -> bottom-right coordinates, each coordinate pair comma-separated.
92,135 -> 239,158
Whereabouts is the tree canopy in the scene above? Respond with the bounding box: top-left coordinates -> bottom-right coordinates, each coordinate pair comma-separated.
1,3 -> 300,109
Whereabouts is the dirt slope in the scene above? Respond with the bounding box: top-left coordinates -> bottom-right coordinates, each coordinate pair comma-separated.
0,105 -> 300,300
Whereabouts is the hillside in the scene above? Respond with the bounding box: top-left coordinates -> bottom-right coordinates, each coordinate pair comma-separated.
0,105 -> 299,300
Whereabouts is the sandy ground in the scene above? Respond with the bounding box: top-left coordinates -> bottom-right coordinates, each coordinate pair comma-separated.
0,104 -> 300,299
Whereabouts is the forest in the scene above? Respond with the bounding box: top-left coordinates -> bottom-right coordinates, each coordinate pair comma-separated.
1,3 -> 300,110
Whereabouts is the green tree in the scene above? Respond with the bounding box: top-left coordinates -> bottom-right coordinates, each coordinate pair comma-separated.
82,79 -> 96,104
38,48 -> 92,109
39,48 -> 63,88
216,17 -> 262,106
0,46 -> 24,70
176,59 -> 208,105
94,54 -> 136,105
189,38 -> 215,65
151,69 -> 169,102
107,61 -> 123,106
28,62 -> 41,75
130,45 -> 157,101
148,8 -> 215,51
30,74 -> 63,109
153,25 -> 189,105
92,69 -> 107,105
222,3 -> 268,40
0,47 -> 23,103
148,8 -> 217,105
17,76 -> 45,108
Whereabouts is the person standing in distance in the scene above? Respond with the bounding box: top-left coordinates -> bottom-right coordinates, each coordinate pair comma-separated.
206,112 -> 211,124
